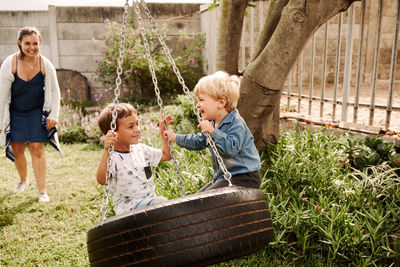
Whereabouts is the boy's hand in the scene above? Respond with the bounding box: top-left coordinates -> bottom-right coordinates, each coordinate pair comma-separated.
198,120 -> 214,134
163,128 -> 176,143
103,130 -> 118,149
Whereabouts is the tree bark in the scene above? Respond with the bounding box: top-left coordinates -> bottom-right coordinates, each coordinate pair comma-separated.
215,0 -> 249,74
235,0 -> 357,148
250,0 -> 290,62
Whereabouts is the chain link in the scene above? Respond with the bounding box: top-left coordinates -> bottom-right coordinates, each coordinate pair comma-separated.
138,0 -> 232,185
134,1 -> 186,195
100,0 -> 130,222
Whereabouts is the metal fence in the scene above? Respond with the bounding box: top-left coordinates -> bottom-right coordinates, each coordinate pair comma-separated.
201,0 -> 400,134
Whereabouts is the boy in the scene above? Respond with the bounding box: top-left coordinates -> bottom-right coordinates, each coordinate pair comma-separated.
96,103 -> 172,215
163,71 -> 261,192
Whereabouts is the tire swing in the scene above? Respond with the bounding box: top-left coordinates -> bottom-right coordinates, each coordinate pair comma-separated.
87,1 -> 274,266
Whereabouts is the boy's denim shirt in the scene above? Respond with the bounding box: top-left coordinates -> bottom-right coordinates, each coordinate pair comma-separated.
176,109 -> 261,183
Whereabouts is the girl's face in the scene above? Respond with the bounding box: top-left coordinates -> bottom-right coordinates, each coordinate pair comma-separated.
196,93 -> 224,121
18,34 -> 41,58
115,114 -> 140,150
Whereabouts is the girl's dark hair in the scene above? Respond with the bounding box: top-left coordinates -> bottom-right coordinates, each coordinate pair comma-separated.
17,26 -> 42,59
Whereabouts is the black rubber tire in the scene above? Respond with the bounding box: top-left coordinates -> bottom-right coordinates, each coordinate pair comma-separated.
87,186 -> 274,267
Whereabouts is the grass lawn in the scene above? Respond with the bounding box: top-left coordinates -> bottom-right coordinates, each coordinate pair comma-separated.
0,143 -> 104,266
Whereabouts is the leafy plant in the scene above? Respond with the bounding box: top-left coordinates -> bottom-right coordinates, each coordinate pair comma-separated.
353,148 -> 381,170
261,128 -> 400,266
58,104 -> 102,144
95,19 -> 205,106
343,135 -> 400,172
341,137 -> 361,167
365,135 -> 394,161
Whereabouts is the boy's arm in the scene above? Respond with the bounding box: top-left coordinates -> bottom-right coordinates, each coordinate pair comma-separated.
211,122 -> 244,157
164,125 -> 208,151
162,115 -> 207,151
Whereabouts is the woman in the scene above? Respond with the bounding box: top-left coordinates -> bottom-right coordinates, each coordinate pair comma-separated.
0,26 -> 61,202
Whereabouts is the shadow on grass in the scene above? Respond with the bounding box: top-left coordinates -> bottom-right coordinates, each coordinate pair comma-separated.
0,193 -> 35,228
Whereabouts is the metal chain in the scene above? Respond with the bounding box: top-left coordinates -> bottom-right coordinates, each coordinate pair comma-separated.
100,0 -> 130,221
139,0 -> 232,185
134,1 -> 185,195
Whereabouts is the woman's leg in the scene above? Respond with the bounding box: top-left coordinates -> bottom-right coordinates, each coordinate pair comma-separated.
28,142 -> 46,192
11,142 -> 28,182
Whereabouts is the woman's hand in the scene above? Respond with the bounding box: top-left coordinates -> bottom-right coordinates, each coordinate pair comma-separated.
46,119 -> 57,130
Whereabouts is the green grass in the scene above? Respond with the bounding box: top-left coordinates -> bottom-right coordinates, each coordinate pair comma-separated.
0,143 -> 103,266
1,126 -> 400,266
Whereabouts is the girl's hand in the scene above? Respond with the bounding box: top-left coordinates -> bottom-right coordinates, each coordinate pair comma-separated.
198,120 -> 214,134
103,130 -> 118,149
159,114 -> 173,133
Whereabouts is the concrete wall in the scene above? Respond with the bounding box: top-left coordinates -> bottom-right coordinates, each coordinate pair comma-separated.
0,3 -> 202,99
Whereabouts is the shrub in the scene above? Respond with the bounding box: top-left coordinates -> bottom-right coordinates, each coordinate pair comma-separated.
343,135 -> 400,174
58,104 -> 102,144
95,19 -> 205,107
261,128 -> 400,266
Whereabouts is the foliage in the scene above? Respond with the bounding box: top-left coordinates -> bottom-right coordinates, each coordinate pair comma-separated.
260,128 -> 400,266
95,19 -> 205,107
57,104 -> 102,144
342,135 -> 400,175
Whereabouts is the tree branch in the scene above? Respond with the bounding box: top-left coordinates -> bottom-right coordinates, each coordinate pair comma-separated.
250,0 -> 289,62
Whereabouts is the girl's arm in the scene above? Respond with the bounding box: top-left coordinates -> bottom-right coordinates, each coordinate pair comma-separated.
96,131 -> 118,184
159,114 -> 173,161
96,149 -> 109,185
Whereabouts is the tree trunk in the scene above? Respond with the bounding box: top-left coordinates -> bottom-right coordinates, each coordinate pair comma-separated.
215,0 -> 249,75
233,0 -> 357,148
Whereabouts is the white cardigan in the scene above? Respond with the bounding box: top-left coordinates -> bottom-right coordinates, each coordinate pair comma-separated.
0,52 -> 61,147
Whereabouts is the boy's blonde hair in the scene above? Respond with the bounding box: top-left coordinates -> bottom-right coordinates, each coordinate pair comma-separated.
194,71 -> 240,112
97,103 -> 137,135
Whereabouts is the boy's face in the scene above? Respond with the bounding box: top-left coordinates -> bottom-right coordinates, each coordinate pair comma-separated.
115,113 -> 140,148
196,93 -> 225,121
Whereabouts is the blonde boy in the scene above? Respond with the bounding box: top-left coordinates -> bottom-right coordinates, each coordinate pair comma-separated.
164,71 -> 261,192
96,103 -> 172,215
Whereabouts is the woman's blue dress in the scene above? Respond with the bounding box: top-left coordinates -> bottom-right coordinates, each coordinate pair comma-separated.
10,67 -> 47,142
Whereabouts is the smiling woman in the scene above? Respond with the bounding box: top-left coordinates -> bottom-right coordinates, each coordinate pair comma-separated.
0,26 -> 61,203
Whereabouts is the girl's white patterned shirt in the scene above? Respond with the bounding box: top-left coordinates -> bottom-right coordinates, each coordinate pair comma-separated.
108,143 -> 162,215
